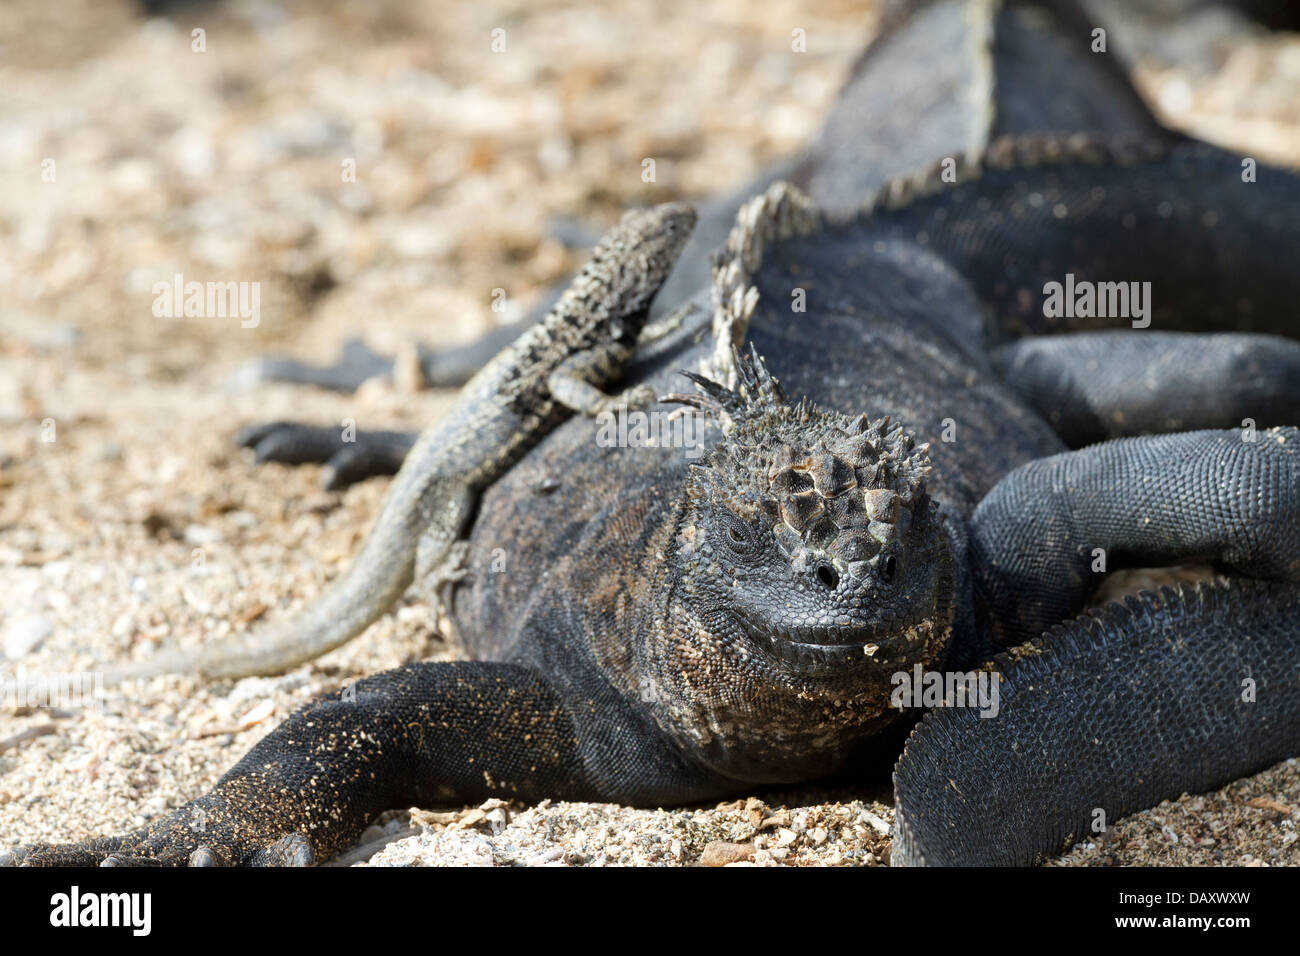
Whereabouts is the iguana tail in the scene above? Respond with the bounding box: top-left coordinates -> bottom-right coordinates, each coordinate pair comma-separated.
892,578 -> 1300,866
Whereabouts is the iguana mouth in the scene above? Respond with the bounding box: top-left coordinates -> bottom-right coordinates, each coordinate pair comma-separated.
738,614 -> 885,673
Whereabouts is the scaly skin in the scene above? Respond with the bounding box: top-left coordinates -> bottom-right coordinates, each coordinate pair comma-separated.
11,1 -> 1300,868
104,203 -> 695,683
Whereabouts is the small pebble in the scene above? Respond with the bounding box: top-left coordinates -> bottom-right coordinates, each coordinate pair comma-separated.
699,841 -> 755,867
3,616 -> 52,658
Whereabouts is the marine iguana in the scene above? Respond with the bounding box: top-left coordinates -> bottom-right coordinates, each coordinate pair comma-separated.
7,0 -> 1300,867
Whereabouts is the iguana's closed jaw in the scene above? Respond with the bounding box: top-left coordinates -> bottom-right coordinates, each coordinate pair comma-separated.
734,607 -> 913,676
748,623 -> 879,674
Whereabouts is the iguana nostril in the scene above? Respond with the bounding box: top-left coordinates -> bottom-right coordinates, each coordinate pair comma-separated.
816,563 -> 840,590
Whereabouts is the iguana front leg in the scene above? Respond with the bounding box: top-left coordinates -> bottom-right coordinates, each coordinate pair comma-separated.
5,659 -> 720,867
4,663 -> 598,866
970,426 -> 1300,649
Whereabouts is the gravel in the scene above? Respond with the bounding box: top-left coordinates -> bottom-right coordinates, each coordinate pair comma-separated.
1,0 -> 1298,867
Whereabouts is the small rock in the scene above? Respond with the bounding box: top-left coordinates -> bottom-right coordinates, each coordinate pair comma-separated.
699,841 -> 755,867
3,615 -> 52,658
1245,797 -> 1292,817
393,342 -> 426,394
409,808 -> 460,828
94,441 -> 123,463
109,613 -> 135,642
858,809 -> 892,835
184,524 -> 222,546
451,808 -> 487,831
235,699 -> 275,730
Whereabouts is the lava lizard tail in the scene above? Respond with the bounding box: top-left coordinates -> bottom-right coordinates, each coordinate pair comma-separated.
106,202 -> 697,684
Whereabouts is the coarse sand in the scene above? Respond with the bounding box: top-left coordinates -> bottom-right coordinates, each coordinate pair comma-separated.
2,0 -> 1298,866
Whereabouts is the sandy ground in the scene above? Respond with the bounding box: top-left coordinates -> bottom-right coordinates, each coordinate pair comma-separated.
2,0 -> 1299,867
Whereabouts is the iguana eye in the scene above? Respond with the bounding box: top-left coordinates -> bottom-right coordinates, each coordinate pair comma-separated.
721,517 -> 756,554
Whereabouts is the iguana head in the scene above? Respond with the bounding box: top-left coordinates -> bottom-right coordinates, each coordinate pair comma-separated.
652,347 -> 955,778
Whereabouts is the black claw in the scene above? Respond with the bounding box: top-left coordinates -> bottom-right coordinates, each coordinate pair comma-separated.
323,445 -> 389,490
253,833 -> 314,867
101,853 -> 166,867
251,432 -> 294,464
235,421 -> 292,448
188,846 -> 221,867
250,425 -> 342,466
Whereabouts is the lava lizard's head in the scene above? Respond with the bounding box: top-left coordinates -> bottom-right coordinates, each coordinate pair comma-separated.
573,201 -> 697,349
652,346 -> 956,779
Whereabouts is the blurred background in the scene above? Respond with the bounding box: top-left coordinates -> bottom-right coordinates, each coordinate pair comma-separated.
0,0 -> 864,392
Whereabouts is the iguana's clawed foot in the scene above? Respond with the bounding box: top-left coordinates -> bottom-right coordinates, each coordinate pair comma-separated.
230,338 -> 395,393
250,833 -> 315,867
4,829 -> 318,868
236,422 -> 417,490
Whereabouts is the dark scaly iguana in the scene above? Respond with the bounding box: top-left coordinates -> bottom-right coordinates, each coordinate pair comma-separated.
8,0 -> 1300,867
